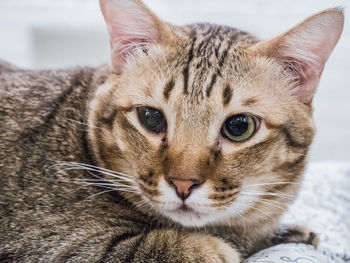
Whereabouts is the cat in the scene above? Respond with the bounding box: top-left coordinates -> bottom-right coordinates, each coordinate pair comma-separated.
0,0 -> 344,262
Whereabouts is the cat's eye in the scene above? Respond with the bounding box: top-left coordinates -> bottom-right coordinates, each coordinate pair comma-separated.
221,114 -> 257,142
137,107 -> 167,133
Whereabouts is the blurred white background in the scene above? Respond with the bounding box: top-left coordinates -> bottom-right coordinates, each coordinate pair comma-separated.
0,0 -> 349,162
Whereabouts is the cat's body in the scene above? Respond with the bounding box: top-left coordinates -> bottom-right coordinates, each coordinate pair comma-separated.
0,0 -> 344,262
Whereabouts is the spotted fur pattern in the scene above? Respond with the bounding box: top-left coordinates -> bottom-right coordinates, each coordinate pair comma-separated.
0,1 -> 344,262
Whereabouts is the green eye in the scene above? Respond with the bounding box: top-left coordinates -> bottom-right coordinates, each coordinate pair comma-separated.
221,114 -> 257,142
137,107 -> 167,133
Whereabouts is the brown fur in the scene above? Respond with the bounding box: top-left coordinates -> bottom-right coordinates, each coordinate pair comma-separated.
0,3 -> 344,262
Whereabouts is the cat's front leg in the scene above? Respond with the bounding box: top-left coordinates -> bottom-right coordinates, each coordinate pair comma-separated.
48,228 -> 240,262
240,224 -> 319,257
124,229 -> 240,263
271,225 -> 319,247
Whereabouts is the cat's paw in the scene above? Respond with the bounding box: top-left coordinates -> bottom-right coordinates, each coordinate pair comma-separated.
184,234 -> 240,263
272,225 -> 319,247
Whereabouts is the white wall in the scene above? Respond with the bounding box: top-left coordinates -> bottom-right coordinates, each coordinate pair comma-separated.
0,0 -> 349,162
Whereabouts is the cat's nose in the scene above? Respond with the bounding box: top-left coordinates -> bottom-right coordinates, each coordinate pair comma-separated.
170,179 -> 203,201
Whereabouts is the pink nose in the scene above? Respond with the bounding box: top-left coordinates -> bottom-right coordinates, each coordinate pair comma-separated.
170,179 -> 202,201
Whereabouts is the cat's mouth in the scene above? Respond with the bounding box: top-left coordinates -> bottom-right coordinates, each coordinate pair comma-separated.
167,203 -> 209,218
178,204 -> 192,212
147,196 -> 234,227
172,204 -> 202,216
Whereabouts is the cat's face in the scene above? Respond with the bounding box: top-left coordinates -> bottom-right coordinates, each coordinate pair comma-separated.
90,0 -> 343,227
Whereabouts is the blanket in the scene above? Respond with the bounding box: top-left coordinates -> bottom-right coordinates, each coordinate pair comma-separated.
245,162 -> 350,263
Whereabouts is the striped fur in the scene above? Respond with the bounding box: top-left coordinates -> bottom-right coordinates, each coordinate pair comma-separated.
0,1 -> 343,262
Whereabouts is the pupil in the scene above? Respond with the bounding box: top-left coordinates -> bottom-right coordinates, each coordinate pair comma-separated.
227,115 -> 248,136
145,108 -> 163,128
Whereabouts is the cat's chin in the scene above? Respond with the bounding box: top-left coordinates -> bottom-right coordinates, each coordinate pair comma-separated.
157,203 -> 237,227
161,207 -> 217,227
146,200 -> 218,227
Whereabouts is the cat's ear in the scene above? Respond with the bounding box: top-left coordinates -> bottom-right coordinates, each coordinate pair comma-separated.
99,0 -> 169,73
250,8 -> 344,103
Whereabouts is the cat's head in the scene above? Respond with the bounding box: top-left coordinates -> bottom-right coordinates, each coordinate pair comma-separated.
89,0 -> 344,227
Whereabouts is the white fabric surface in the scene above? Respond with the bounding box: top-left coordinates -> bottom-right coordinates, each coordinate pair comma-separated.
245,162 -> 350,263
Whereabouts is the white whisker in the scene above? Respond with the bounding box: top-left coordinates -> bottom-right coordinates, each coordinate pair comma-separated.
146,47 -> 165,80
74,182 -> 137,189
55,162 -> 135,183
133,199 -> 149,209
241,191 -> 295,198
243,182 -> 302,188
230,208 -> 248,232
85,189 -> 117,200
52,161 -> 140,196
61,166 -> 134,183
244,204 -> 275,221
254,198 -> 287,211
57,162 -> 133,178
56,178 -> 138,192
236,65 -> 260,88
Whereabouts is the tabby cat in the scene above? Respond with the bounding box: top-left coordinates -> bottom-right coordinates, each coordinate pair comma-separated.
0,0 -> 344,262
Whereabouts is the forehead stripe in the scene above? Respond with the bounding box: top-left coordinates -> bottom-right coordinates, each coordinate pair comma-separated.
218,35 -> 236,68
163,78 -> 175,100
183,30 -> 197,95
222,84 -> 233,106
206,73 -> 217,97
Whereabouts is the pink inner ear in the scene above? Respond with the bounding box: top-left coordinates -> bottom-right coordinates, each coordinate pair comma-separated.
110,37 -> 151,71
279,53 -> 323,103
290,68 -> 322,104
273,10 -> 344,103
250,9 -> 344,103
113,36 -> 150,59
100,0 -> 160,72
